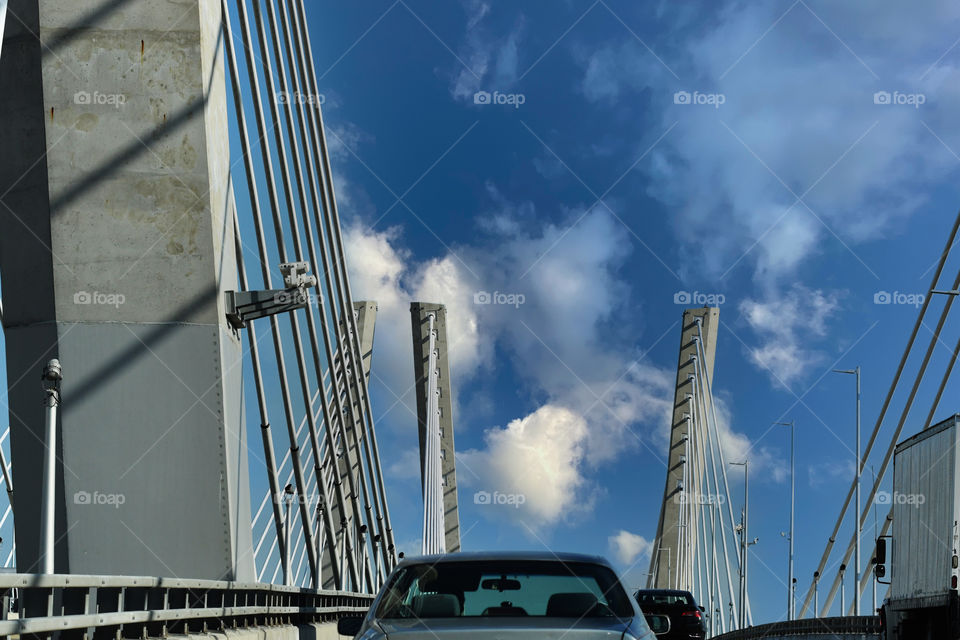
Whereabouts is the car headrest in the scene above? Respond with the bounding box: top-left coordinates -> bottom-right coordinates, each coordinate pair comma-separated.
412,593 -> 462,618
546,592 -> 599,617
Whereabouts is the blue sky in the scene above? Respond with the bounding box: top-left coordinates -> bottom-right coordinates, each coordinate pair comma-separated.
303,0 -> 960,622
4,0 -> 960,626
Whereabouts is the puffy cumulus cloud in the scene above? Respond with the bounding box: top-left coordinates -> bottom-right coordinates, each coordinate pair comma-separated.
459,405 -> 590,526
343,224 -> 489,425
577,2 -> 960,285
344,197 -> 768,524
608,530 -> 653,566
738,286 -> 840,386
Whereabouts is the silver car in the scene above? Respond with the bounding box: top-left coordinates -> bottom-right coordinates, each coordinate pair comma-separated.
338,551 -> 670,639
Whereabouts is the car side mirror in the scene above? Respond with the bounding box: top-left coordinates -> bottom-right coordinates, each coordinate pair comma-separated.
698,605 -> 705,612
337,616 -> 365,637
645,613 -> 671,636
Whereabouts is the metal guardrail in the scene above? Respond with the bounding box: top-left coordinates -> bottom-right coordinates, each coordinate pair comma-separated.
712,616 -> 881,639
0,573 -> 373,638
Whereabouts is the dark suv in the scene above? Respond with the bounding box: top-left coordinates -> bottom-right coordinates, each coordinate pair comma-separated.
635,589 -> 706,640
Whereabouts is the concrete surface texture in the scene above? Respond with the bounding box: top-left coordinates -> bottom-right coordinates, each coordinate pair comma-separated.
0,0 -> 253,579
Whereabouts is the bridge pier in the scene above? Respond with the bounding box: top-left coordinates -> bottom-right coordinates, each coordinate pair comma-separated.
0,0 -> 253,579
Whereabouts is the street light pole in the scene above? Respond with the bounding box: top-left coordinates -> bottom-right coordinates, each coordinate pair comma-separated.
731,460 -> 749,629
834,366 -> 861,615
776,420 -> 795,620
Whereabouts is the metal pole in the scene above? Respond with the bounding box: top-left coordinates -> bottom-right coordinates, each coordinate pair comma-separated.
840,564 -> 846,614
743,460 -> 748,629
855,366 -> 861,616
871,466 -> 878,613
833,367 -> 861,615
40,358 -> 62,575
731,460 -> 748,629
776,421 -> 795,619
283,485 -> 294,586
814,571 -> 819,616
790,422 -> 795,620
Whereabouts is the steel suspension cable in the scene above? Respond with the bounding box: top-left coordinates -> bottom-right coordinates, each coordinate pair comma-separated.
799,209 -> 960,616
254,0 -> 373,591
694,331 -> 742,628
820,261 -> 960,616
289,0 -> 397,565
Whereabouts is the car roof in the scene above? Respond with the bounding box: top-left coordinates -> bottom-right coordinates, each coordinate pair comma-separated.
635,589 -> 693,596
396,550 -> 611,567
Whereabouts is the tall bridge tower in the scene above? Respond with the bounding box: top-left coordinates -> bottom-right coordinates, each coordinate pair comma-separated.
649,307 -> 719,589
0,0 -> 251,579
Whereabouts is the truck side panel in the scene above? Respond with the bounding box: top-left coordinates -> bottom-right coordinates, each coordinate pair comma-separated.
891,417 -> 958,604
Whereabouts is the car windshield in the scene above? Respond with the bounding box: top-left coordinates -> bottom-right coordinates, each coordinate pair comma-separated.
376,560 -> 635,619
638,592 -> 694,606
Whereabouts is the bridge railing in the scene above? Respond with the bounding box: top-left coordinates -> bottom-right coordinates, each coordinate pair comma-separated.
712,616 -> 881,639
0,573 -> 373,639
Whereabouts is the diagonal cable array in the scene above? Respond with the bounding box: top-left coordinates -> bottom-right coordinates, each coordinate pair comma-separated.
800,208 -> 960,618
662,318 -> 751,636
220,0 -> 396,592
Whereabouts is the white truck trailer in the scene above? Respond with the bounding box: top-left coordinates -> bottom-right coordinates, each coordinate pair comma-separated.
878,414 -> 960,639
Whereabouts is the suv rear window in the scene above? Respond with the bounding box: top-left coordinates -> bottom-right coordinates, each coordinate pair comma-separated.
637,592 -> 693,606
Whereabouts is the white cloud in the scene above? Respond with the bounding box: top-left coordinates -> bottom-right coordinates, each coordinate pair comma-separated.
739,286 -> 840,386
578,3 -> 960,285
608,529 -> 653,566
459,404 -> 591,526
343,194 -> 774,525
450,2 -> 523,100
